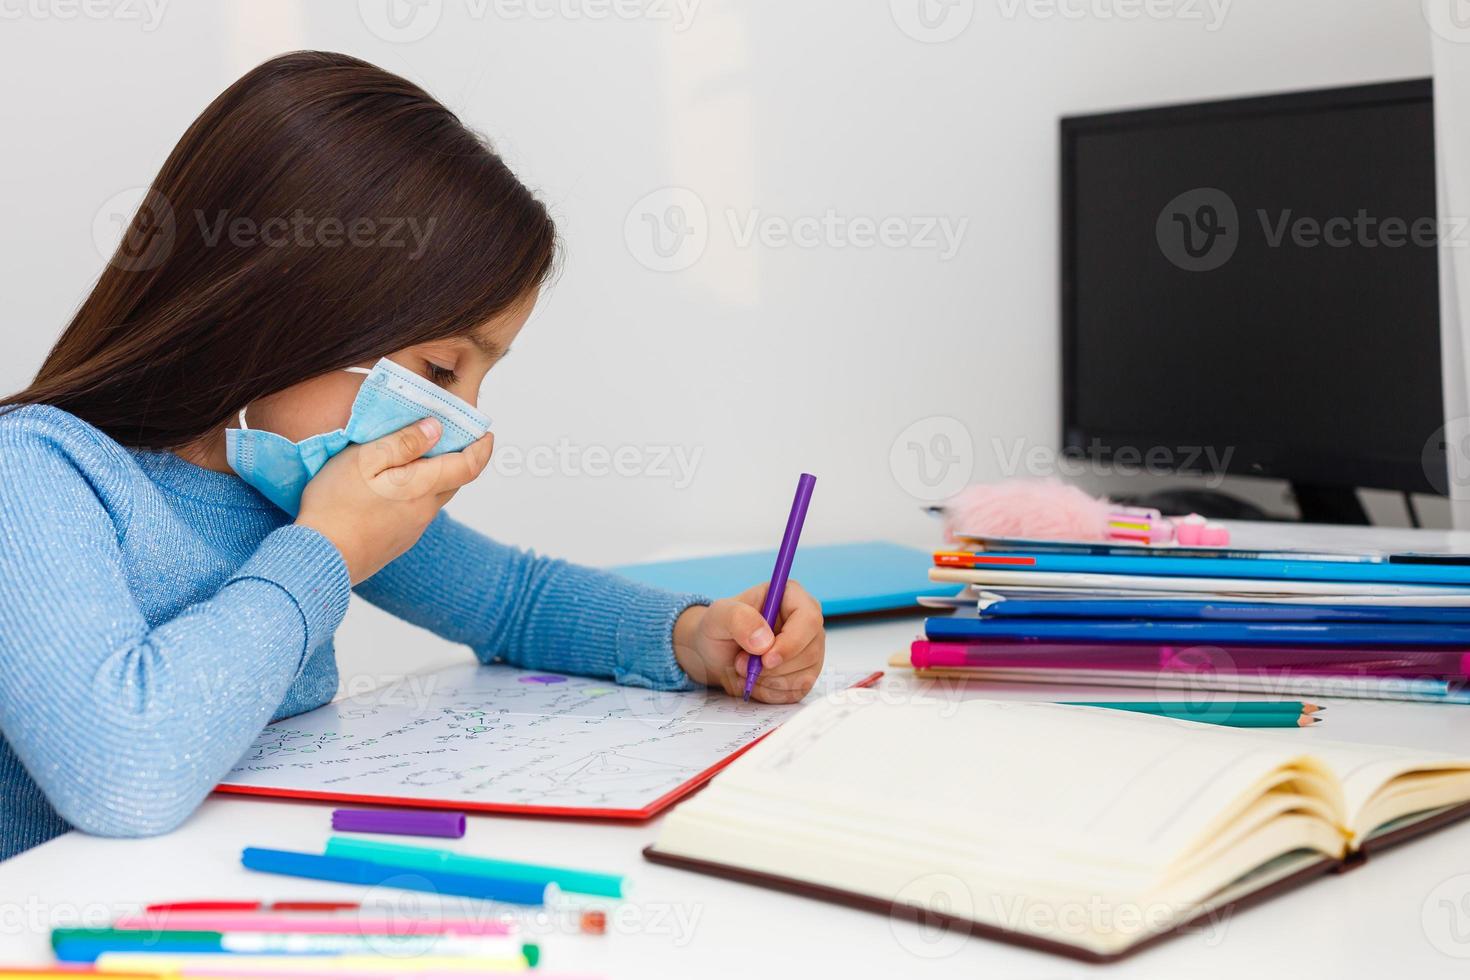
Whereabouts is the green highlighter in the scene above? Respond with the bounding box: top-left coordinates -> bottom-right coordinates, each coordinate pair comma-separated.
325,836 -> 628,898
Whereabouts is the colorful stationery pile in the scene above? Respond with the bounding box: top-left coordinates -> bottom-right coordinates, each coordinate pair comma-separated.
35,907 -> 541,977
5,814 -> 628,979
905,535 -> 1470,703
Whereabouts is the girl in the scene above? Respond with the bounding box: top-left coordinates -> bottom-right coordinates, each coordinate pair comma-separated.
0,51 -> 825,861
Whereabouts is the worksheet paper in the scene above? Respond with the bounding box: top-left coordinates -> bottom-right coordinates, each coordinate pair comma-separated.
218,664 -> 877,818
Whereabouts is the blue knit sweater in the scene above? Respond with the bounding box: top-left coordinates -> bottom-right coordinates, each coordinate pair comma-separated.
0,405 -> 703,861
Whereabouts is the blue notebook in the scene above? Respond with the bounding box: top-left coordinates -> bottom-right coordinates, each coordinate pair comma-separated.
612,541 -> 948,617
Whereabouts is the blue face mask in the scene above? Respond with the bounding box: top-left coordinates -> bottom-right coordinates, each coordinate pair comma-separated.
226,357 -> 492,515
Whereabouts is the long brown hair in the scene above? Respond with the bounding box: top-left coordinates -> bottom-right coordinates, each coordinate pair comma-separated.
2,51 -> 556,449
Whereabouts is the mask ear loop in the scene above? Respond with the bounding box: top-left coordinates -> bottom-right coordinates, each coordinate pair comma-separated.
235,365 -> 376,432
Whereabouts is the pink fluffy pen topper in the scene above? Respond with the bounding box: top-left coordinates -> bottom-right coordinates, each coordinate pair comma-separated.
932,479 -> 1230,548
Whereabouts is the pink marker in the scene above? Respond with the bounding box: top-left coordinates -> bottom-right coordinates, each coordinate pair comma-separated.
109,914 -> 515,936
1106,507 -> 1174,545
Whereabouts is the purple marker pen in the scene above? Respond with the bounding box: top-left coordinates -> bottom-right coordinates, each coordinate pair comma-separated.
332,808 -> 467,839
743,473 -> 817,701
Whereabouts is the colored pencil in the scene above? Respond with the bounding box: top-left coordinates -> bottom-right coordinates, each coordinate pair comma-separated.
1062,700 -> 1321,714
1063,702 -> 1319,727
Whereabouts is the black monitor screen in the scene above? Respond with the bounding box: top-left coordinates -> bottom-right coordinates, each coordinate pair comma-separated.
1061,79 -> 1444,494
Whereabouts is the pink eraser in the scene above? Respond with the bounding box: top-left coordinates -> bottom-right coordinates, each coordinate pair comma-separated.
1199,522 -> 1230,546
1174,513 -> 1207,546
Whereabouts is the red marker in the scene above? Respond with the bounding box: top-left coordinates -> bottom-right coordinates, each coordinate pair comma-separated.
144,901 -> 359,913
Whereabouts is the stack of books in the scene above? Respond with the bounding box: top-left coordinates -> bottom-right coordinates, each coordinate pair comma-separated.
899,535 -> 1470,703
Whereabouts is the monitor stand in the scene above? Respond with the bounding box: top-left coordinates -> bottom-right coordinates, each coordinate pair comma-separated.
1290,484 -> 1369,525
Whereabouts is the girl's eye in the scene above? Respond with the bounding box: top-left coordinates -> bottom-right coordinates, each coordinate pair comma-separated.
426,363 -> 459,387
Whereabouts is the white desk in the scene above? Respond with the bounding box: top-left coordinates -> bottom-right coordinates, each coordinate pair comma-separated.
6,523 -> 1470,978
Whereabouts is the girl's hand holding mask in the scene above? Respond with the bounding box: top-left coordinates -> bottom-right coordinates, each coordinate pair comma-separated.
296,419 -> 494,584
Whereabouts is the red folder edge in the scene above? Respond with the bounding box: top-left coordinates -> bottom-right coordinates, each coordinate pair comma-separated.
213,671 -> 885,821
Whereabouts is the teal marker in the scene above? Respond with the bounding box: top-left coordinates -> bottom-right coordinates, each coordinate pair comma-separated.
325,836 -> 628,898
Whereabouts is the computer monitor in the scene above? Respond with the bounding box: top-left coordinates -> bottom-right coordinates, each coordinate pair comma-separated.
1060,79 -> 1444,523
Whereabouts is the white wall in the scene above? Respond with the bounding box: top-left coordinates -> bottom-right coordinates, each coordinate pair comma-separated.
1433,14 -> 1470,531
0,0 -> 1436,683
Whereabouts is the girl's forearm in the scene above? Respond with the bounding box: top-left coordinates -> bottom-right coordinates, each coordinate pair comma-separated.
1,523 -> 351,837
355,512 -> 705,689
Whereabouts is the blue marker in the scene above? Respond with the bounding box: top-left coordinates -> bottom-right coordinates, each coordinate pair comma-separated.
240,847 -> 555,905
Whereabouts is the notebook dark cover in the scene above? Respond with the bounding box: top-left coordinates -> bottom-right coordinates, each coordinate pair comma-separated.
643,798 -> 1470,964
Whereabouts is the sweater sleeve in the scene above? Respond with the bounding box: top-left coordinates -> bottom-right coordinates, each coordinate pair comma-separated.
0,422 -> 351,838
354,512 -> 706,690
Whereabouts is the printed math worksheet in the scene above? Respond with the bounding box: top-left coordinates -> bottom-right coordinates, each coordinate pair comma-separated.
219,664 -> 877,817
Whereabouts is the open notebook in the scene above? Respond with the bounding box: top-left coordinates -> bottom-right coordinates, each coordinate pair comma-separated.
645,691 -> 1470,961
